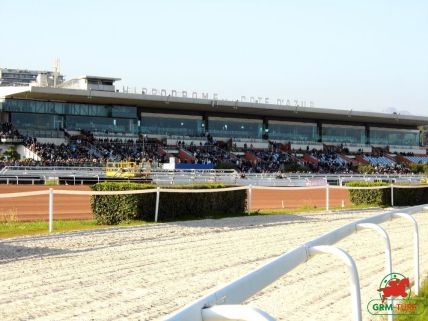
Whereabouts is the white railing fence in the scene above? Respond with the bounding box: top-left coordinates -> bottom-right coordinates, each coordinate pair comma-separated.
163,204 -> 428,321
1,184 -> 428,232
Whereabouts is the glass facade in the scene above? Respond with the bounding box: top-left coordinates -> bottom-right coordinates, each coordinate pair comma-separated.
4,99 -> 138,137
268,121 -> 318,142
11,113 -> 63,130
112,106 -> 137,118
2,99 -> 422,145
3,99 -> 112,117
370,127 -> 420,146
322,124 -> 365,144
66,115 -> 138,134
11,113 -> 65,138
208,117 -> 263,139
67,103 -> 109,117
140,113 -> 204,137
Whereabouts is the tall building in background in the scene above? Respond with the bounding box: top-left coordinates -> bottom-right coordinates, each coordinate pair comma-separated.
0,68 -> 64,87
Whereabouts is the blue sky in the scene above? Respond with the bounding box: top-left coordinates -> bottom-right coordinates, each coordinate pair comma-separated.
1,0 -> 428,115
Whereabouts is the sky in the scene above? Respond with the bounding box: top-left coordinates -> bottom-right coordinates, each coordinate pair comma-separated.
1,0 -> 428,116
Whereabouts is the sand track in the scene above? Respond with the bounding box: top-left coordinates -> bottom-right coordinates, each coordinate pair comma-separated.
0,209 -> 427,321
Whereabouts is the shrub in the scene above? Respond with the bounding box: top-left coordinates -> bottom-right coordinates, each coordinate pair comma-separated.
91,182 -> 154,224
90,182 -> 247,224
409,163 -> 428,176
347,181 -> 428,207
2,146 -> 20,161
346,181 -> 390,207
392,184 -> 428,206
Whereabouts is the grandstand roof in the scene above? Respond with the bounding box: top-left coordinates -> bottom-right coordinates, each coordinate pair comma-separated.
76,75 -> 121,81
2,85 -> 428,127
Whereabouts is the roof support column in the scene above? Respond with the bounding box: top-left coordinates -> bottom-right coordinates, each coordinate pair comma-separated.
365,125 -> 370,145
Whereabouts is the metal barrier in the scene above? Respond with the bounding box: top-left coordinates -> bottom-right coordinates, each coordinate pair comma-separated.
163,204 -> 427,321
1,166 -> 425,186
1,184 -> 428,227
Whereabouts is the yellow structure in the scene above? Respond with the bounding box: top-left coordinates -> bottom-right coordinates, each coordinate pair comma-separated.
106,161 -> 151,177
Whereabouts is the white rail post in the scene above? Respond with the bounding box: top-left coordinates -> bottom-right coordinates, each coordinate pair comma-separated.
357,223 -> 392,274
48,188 -> 54,233
309,245 -> 362,321
357,223 -> 393,321
392,213 -> 419,295
390,185 -> 394,207
155,187 -> 160,222
325,184 -> 330,212
248,185 -> 252,215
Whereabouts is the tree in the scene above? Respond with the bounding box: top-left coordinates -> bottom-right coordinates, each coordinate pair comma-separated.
2,146 -> 20,160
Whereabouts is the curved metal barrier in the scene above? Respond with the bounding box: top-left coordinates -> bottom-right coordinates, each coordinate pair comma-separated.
162,204 -> 427,321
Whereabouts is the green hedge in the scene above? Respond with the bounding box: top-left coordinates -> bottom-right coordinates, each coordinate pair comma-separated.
90,182 -> 154,224
347,181 -> 428,207
391,185 -> 428,206
347,181 -> 390,206
90,182 -> 247,224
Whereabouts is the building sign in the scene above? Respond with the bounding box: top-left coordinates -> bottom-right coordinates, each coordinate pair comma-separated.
122,86 -> 314,107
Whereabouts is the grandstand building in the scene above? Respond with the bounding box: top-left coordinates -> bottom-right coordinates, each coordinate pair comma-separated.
0,68 -> 64,87
1,74 -> 427,155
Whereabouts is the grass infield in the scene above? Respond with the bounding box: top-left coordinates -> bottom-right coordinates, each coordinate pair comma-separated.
0,220 -> 151,239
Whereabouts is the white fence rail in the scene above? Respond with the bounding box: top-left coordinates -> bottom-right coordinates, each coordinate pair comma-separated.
163,204 -> 428,321
1,184 -> 428,232
1,166 -> 425,186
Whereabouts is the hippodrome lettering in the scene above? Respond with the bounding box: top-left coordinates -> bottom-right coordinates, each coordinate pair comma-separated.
127,86 -> 315,107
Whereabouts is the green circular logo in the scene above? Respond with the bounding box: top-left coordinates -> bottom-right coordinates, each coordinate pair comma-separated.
379,272 -> 411,301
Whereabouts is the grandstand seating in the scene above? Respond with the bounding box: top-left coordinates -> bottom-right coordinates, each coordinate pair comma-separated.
0,125 -> 422,174
306,151 -> 353,174
363,155 -> 395,166
404,156 -> 428,164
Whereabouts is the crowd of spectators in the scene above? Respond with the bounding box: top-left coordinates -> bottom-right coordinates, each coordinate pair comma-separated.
24,137 -> 100,166
93,138 -> 166,164
0,125 -> 421,174
183,141 -> 235,166
21,135 -> 168,166
370,163 -> 411,175
248,148 -> 294,173
0,122 -> 22,140
307,150 -> 354,174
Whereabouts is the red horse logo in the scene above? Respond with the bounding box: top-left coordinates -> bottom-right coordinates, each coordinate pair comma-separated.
377,277 -> 410,303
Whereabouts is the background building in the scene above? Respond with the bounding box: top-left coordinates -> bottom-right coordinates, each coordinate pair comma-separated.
0,68 -> 64,87
1,74 -> 427,154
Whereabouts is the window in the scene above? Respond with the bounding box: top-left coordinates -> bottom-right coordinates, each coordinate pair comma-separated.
268,121 -> 318,142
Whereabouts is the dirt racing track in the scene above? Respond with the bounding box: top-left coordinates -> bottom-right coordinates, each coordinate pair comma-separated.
0,185 -> 92,221
0,185 -> 351,221
0,209 -> 427,321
